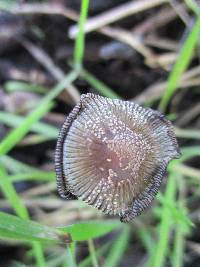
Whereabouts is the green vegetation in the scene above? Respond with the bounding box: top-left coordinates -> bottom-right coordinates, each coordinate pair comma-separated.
0,0 -> 199,266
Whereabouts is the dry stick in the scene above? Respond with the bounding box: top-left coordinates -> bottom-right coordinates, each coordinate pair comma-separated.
133,77 -> 200,104
187,241 -> 200,255
176,103 -> 200,127
21,182 -> 56,197
133,66 -> 200,104
11,2 -> 154,61
20,39 -> 64,80
180,65 -> 200,80
98,7 -> 178,64
100,26 -> 153,58
169,0 -> 191,26
18,38 -> 80,104
98,35 -> 177,67
40,209 -> 99,225
15,2 -> 192,104
68,0 -> 169,62
11,2 -> 169,66
11,2 -> 183,69
132,6 -> 177,34
11,3 -> 78,20
144,36 -> 179,51
146,52 -> 177,68
0,198 -> 78,209
11,2 -> 184,69
173,164 -> 200,181
123,6 -> 178,58
134,65 -> 200,101
0,199 -> 97,224
190,208 -> 200,222
68,0 -> 169,38
0,61 -> 51,84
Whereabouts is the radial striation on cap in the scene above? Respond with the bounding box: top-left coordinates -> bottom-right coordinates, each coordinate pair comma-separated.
55,93 -> 180,222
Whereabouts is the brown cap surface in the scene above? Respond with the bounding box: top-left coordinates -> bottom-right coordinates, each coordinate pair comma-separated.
55,94 -> 180,222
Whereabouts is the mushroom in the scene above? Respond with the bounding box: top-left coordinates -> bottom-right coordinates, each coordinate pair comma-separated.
55,93 -> 180,222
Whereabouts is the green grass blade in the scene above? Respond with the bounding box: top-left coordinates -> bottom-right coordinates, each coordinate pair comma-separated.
181,146 -> 200,155
184,0 -> 200,16
32,243 -> 46,267
136,226 -> 154,255
0,111 -> 59,138
156,194 -> 193,229
66,244 -> 77,267
0,155 -> 38,173
102,226 -> 130,267
8,171 -> 55,182
171,176 -> 187,267
175,127 -> 200,140
0,211 -> 63,244
44,252 -> 67,267
88,239 -> 99,267
60,220 -> 120,241
79,242 -> 111,267
12,261 -> 28,267
0,211 -> 119,245
0,155 -> 55,182
0,70 -> 77,156
17,134 -> 53,145
172,209 -> 186,267
147,173 -> 177,267
180,146 -> 200,160
0,101 -> 53,155
0,167 -> 29,219
81,69 -> 121,99
172,164 -> 200,182
4,81 -> 48,94
168,146 -> 200,171
159,15 -> 200,112
0,167 -> 46,266
0,0 -> 15,9
74,0 -> 90,69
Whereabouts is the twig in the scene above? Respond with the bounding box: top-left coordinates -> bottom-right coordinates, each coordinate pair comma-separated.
68,0 -> 168,38
39,209 -> 101,225
10,2 -> 154,61
180,65 -> 200,80
133,66 -> 200,104
11,3 -> 78,20
0,198 -> 79,209
9,2 -> 164,64
99,26 -> 154,58
172,164 -> 200,181
132,6 -> 177,34
187,241 -> 200,255
133,77 -> 200,104
21,182 -> 56,197
169,0 -> 191,26
19,38 -> 64,80
175,127 -> 200,140
0,59 -> 52,84
176,103 -> 200,127
144,36 -> 178,51
18,38 -> 80,104
146,52 -> 177,68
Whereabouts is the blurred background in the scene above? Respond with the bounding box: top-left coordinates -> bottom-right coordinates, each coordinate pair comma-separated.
0,0 -> 200,266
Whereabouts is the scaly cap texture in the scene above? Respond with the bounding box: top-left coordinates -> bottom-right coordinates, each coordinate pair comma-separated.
55,93 -> 180,222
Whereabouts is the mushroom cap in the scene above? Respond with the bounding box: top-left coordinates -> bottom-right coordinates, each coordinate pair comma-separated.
55,94 -> 180,222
